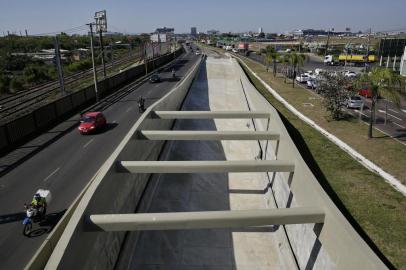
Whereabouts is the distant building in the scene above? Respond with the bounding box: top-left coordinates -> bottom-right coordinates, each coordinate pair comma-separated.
155,27 -> 174,34
150,33 -> 169,43
191,27 -> 197,36
400,46 -> 406,76
207,29 -> 219,36
259,27 -> 263,34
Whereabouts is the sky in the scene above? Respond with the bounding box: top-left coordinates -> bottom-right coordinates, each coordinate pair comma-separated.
0,0 -> 405,36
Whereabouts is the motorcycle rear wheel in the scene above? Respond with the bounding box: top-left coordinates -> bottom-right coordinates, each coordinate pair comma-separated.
23,222 -> 32,236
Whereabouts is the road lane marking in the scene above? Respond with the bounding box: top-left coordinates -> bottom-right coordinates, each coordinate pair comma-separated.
126,108 -> 132,113
402,109 -> 406,114
389,108 -> 400,114
43,167 -> 60,182
393,122 -> 406,129
83,138 -> 95,148
377,109 -> 402,121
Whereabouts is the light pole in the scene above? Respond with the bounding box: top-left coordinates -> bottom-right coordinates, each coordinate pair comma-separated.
87,23 -> 99,103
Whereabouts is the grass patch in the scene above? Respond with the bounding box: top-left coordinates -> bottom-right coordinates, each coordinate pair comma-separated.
239,59 -> 406,269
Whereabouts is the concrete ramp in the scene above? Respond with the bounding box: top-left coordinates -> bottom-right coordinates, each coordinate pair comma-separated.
45,55 -> 387,270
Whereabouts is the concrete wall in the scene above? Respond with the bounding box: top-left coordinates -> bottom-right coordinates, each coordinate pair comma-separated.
45,56 -> 205,270
236,59 -> 387,270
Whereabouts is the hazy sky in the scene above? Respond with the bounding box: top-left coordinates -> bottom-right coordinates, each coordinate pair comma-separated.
0,0 -> 405,35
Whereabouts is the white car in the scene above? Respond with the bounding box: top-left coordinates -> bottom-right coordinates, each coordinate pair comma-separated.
306,79 -> 317,89
232,48 -> 238,53
346,96 -> 363,109
296,74 -> 310,83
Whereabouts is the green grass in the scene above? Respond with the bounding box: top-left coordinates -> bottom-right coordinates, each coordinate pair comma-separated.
239,60 -> 406,269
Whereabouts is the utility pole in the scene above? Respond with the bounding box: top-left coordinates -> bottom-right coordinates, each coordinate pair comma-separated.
54,36 -> 65,95
324,28 -> 332,57
88,23 -> 99,102
365,28 -> 371,72
94,10 -> 107,78
25,29 -> 28,37
99,30 -> 106,78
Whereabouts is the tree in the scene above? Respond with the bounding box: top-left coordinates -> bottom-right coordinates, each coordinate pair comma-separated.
264,46 -> 280,77
9,76 -> 24,92
357,68 -> 403,138
281,54 -> 291,83
317,73 -> 350,120
287,52 -> 306,88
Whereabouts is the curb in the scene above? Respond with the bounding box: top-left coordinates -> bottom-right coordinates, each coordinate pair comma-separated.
234,55 -> 406,197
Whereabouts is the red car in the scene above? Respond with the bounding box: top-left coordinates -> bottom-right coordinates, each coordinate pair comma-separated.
78,112 -> 107,134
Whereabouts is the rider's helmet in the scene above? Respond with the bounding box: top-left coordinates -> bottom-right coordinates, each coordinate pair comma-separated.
34,193 -> 41,201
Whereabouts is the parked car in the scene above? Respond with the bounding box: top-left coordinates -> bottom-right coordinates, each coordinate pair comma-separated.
78,112 -> 107,134
346,95 -> 363,109
344,70 -> 357,78
296,74 -> 310,83
358,82 -> 374,98
149,73 -> 161,83
306,79 -> 317,89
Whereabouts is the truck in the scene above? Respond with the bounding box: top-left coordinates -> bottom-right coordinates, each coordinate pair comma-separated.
324,54 -> 377,66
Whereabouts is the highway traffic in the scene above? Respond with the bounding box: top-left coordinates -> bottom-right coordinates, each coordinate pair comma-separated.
0,46 -> 200,269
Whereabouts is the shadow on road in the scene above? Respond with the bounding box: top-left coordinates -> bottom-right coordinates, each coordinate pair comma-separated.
25,209 -> 67,238
0,212 -> 26,225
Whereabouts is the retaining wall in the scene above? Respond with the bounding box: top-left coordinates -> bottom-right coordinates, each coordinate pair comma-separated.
44,56 -> 204,269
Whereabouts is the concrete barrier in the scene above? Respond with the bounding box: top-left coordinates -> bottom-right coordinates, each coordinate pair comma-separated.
33,103 -> 57,129
43,55 -> 204,269
235,58 -> 387,269
6,114 -> 37,143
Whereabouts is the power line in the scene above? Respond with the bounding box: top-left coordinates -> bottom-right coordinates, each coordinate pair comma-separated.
30,25 -> 89,36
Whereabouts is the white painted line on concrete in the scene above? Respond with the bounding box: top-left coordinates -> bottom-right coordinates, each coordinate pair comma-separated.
83,138 -> 95,148
393,122 -> 406,129
378,109 -> 402,121
43,167 -> 60,182
236,56 -> 406,196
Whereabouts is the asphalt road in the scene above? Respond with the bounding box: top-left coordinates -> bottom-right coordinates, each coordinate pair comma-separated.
0,46 -> 200,270
245,51 -> 406,143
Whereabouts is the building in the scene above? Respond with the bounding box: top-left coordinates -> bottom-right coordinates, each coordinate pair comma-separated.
155,27 -> 174,34
150,33 -> 168,43
259,27 -> 263,34
400,46 -> 406,76
191,27 -> 197,36
207,29 -> 219,36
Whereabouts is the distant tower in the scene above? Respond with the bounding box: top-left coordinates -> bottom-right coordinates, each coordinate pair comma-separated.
259,27 -> 263,34
191,27 -> 197,37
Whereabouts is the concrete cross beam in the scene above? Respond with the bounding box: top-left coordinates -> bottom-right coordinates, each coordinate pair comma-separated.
89,207 -> 325,231
119,160 -> 295,173
138,130 -> 280,141
151,110 -> 271,119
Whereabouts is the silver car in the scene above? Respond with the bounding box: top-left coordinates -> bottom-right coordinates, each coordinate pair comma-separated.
346,96 -> 363,109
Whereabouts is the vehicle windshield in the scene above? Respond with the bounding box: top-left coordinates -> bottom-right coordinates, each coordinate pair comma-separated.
351,96 -> 362,100
82,116 -> 95,123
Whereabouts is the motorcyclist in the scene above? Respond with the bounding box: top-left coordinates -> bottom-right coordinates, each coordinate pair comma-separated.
30,193 -> 47,218
138,96 -> 145,113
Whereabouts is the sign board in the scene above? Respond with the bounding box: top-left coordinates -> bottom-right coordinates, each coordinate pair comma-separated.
94,10 -> 107,32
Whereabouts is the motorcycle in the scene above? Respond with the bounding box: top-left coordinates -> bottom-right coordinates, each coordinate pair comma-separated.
22,204 -> 46,236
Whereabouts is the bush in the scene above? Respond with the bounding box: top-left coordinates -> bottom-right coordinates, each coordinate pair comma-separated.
9,76 -> 24,92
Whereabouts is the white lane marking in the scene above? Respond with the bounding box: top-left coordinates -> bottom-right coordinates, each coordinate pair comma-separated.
393,122 -> 406,129
126,107 -> 132,113
377,109 -> 402,121
43,167 -> 60,182
402,109 -> 406,114
389,108 -> 400,114
83,138 -> 95,148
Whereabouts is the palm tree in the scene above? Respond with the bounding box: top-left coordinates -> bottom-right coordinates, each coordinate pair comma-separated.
264,46 -> 280,77
287,52 -> 306,88
281,54 -> 291,83
357,68 -> 402,138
